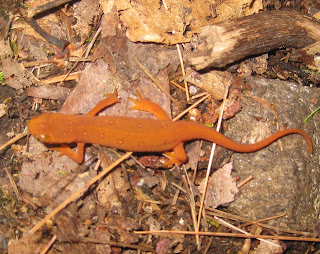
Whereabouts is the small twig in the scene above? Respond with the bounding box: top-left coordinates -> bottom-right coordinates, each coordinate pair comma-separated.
59,27 -> 102,84
213,216 -> 280,247
42,71 -> 80,84
25,17 -> 69,50
161,0 -> 169,10
203,236 -> 214,254
182,171 -> 200,249
27,0 -> 75,18
170,81 -> 186,91
134,57 -> 181,108
81,236 -> 155,252
84,27 -> 101,58
0,131 -> 28,153
176,44 -> 189,101
173,93 -> 210,121
40,234 -> 57,254
202,206 -> 308,235
171,181 -> 182,206
237,175 -> 254,188
3,167 -> 21,201
196,84 -> 230,233
135,230 -> 320,242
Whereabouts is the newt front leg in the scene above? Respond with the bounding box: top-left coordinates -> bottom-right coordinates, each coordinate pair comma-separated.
51,90 -> 120,164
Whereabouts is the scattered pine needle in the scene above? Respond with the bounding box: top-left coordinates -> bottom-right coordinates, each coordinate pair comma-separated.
196,84 -> 230,233
173,93 -> 210,121
134,230 -> 320,242
176,44 -> 189,101
237,175 -> 254,188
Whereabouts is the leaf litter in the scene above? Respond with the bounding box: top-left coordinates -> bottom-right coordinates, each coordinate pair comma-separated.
0,0 -> 317,253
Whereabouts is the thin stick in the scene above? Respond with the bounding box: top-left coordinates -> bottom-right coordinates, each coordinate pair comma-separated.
213,216 -> 280,247
135,230 -> 320,242
60,27 -> 101,84
0,131 -> 28,152
173,93 -> 210,121
182,172 -> 200,249
176,44 -> 189,101
170,81 -> 185,91
203,206 -> 307,235
134,57 -> 181,107
237,175 -> 254,188
28,152 -> 132,235
28,0 -> 74,18
4,167 -> 21,201
40,234 -> 57,254
84,27 -> 101,58
196,84 -> 230,233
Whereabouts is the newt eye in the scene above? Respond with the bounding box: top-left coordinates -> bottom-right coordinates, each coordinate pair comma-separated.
38,134 -> 51,142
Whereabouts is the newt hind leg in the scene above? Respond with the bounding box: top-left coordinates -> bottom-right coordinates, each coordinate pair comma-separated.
130,91 -> 188,167
163,143 -> 188,167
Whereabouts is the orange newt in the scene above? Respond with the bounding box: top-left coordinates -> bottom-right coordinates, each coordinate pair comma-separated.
28,91 -> 313,166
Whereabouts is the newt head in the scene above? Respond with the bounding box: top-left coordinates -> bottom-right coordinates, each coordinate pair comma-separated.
28,112 -> 75,144
28,113 -> 54,143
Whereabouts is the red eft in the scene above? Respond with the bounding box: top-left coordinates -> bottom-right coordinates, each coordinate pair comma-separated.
28,91 -> 313,166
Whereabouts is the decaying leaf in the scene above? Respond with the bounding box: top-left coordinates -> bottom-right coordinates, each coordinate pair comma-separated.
0,104 -> 7,118
215,0 -> 263,22
198,162 -> 238,208
184,70 -> 231,100
113,0 -> 262,44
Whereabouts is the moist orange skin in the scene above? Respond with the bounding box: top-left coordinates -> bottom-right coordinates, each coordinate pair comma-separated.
28,91 -> 313,165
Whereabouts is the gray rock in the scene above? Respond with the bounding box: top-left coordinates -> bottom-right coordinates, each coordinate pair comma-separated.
227,77 -> 319,231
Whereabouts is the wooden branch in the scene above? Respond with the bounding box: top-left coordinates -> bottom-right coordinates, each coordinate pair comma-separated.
186,10 -> 320,69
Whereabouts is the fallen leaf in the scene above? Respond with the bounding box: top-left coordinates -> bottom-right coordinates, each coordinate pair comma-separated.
198,162 -> 238,208
0,103 -> 7,118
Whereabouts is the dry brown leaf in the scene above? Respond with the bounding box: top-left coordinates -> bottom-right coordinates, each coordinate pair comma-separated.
184,70 -> 234,100
115,0 -> 188,44
2,59 -> 34,90
100,0 -> 263,44
0,39 -> 12,59
198,162 -> 238,208
0,104 -> 7,118
215,0 -> 263,22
